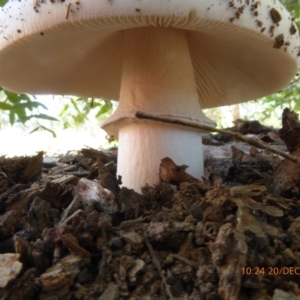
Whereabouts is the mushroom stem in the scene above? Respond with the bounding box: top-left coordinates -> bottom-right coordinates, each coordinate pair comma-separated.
102,27 -> 215,191
116,121 -> 204,191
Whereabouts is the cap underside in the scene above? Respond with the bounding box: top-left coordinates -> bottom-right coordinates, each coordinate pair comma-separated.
0,0 -> 298,108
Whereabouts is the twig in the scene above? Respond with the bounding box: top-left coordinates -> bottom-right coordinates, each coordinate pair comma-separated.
60,209 -> 83,225
0,183 -> 27,201
172,254 -> 198,270
0,171 -> 16,185
136,111 -> 300,165
144,237 -> 174,300
98,248 -> 107,279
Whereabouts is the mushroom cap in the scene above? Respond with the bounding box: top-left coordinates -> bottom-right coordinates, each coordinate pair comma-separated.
0,0 -> 299,108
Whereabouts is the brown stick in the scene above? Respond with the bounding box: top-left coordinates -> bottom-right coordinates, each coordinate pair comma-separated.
144,237 -> 174,300
135,111 -> 300,165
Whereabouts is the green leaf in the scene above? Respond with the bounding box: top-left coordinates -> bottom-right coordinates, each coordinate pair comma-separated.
9,111 -> 15,125
72,113 -> 87,125
95,105 -> 110,117
70,98 -> 80,113
15,108 -> 27,119
27,101 -> 48,110
4,90 -> 23,104
59,104 -> 70,116
0,0 -> 8,7
63,121 -> 71,129
31,114 -> 58,121
95,101 -> 113,118
0,102 -> 12,110
13,102 -> 33,114
29,125 -> 57,138
18,93 -> 31,102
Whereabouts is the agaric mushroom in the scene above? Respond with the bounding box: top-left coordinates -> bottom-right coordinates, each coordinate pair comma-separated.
0,1 -> 299,192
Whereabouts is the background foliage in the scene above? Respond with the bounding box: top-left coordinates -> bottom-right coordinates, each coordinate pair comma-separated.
249,0 -> 300,119
204,0 -> 300,127
242,0 -> 300,124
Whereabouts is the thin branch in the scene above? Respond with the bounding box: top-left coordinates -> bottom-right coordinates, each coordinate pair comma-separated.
135,111 -> 300,165
144,237 -> 174,300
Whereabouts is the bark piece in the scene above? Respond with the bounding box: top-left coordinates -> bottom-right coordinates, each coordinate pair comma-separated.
272,289 -> 300,300
0,211 -> 16,239
209,223 -> 246,300
159,157 -> 208,190
39,181 -> 73,209
14,235 -> 50,274
120,227 -> 144,249
75,178 -> 118,213
42,211 -> 91,258
0,253 -> 23,288
279,108 -> 300,153
0,152 -> 43,184
268,108 -> 300,197
230,183 -> 266,198
231,193 -> 283,218
39,254 -> 89,297
81,147 -> 117,164
28,196 -> 52,233
235,198 -> 280,238
22,151 -> 43,183
98,282 -> 119,300
4,268 -> 37,300
118,187 -> 146,219
232,119 -> 277,135
287,217 -> 300,251
97,157 -> 119,194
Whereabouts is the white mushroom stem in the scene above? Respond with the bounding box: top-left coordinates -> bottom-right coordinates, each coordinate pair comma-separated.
102,27 -> 215,191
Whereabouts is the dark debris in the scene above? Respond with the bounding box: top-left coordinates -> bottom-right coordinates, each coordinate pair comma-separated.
0,116 -> 300,299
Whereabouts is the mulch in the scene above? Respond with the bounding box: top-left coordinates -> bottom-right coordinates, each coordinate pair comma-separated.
0,108 -> 300,300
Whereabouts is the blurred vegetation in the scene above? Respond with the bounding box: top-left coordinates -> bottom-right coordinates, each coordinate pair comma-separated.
205,0 -> 300,128
0,88 -> 58,136
58,98 -> 113,130
255,0 -> 300,119
0,0 -> 299,131
241,0 -> 300,126
0,1 -> 113,136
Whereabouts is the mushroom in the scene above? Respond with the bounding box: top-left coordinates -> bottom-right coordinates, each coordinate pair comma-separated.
0,0 -> 299,191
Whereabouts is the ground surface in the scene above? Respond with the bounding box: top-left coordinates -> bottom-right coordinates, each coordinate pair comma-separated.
0,110 -> 300,300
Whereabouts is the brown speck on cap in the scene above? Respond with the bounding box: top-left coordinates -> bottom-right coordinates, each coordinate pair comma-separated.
251,2 -> 260,11
290,23 -> 297,35
229,1 -> 235,8
270,8 -> 282,23
273,34 -> 284,49
255,20 -> 263,27
235,5 -> 245,19
269,24 -> 276,37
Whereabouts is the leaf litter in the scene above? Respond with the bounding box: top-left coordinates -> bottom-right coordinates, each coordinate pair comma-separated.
0,109 -> 300,299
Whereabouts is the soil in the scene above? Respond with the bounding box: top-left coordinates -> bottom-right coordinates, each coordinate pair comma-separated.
0,108 -> 300,300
